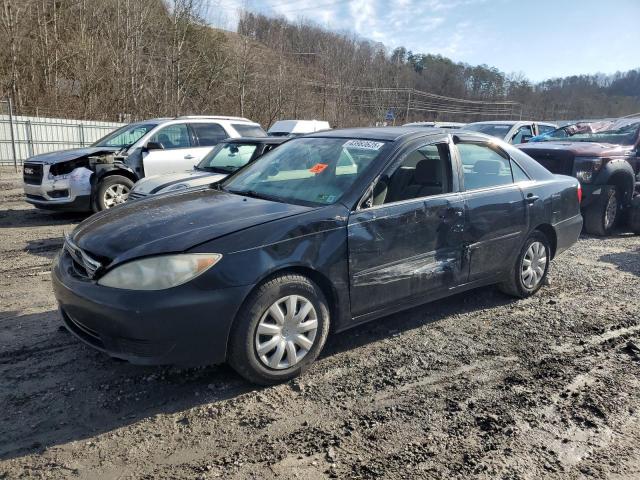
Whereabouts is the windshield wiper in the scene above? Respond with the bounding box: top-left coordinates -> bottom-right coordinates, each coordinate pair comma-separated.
226,189 -> 283,203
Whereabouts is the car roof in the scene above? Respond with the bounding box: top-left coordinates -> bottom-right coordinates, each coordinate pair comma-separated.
306,126 -> 446,142
226,136 -> 288,144
139,116 -> 259,125
466,120 -> 520,125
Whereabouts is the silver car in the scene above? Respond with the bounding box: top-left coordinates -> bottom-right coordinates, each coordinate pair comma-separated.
22,116 -> 265,212
129,137 -> 288,199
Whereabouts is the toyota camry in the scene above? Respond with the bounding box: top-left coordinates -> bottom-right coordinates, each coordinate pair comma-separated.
53,127 -> 582,384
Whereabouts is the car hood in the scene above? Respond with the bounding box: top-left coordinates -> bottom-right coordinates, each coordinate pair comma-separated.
71,189 -> 314,265
132,170 -> 226,194
518,141 -> 632,157
25,146 -> 120,165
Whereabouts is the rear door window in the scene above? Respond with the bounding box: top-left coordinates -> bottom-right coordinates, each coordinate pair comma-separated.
457,143 -> 514,190
191,123 -> 229,146
149,123 -> 191,149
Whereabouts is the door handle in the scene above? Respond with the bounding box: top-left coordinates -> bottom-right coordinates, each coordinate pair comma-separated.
184,154 -> 195,159
526,193 -> 539,204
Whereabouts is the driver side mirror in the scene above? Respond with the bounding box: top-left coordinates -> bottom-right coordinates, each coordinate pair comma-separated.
145,141 -> 164,151
520,134 -> 533,144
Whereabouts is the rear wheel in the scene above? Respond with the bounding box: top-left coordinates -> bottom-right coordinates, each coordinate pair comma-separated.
94,175 -> 134,212
227,274 -> 330,385
583,185 -> 619,236
499,231 -> 550,298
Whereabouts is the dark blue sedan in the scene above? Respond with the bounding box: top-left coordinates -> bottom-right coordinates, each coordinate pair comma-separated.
52,127 -> 582,384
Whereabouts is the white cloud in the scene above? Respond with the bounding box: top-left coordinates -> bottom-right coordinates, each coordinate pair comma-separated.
204,0 -> 483,63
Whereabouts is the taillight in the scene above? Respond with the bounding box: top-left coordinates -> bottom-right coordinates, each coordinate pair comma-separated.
577,184 -> 582,203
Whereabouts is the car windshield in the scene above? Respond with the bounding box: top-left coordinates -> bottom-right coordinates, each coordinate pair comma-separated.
222,137 -> 386,206
463,123 -> 515,138
92,123 -> 158,149
196,142 -> 259,174
536,120 -> 640,145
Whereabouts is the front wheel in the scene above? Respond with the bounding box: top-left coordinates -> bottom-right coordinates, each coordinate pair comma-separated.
227,274 -> 330,385
94,175 -> 134,212
499,231 -> 550,299
583,185 -> 619,236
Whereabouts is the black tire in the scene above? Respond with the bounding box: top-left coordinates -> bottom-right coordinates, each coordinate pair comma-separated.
583,185 -> 618,236
499,231 -> 551,299
227,274 -> 330,385
628,196 -> 640,235
93,175 -> 134,212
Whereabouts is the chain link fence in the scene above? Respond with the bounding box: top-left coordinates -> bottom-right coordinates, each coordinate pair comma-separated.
0,100 -> 124,171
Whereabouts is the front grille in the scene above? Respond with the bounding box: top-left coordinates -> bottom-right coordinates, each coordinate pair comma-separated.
525,150 -> 574,176
47,189 -> 69,198
23,163 -> 44,185
128,191 -> 147,200
64,237 -> 102,279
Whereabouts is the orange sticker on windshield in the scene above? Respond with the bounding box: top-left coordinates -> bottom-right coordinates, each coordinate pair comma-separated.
309,163 -> 328,173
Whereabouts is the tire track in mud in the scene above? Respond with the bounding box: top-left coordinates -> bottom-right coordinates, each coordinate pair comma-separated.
0,264 -> 51,275
0,340 -> 77,365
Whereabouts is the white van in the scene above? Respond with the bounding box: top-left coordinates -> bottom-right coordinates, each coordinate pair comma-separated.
268,120 -> 331,137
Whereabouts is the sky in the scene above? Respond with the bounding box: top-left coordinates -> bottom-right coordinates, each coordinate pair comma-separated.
206,0 -> 640,83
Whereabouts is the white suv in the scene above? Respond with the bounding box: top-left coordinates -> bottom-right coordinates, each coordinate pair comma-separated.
22,116 -> 265,212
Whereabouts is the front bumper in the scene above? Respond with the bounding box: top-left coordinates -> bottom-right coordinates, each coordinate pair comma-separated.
52,250 -> 253,366
23,164 -> 93,211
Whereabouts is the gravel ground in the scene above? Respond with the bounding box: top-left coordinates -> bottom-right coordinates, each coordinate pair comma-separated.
1,167 -> 639,479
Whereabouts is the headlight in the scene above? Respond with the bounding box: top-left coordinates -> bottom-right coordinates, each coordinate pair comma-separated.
574,156 -> 603,183
162,183 -> 189,193
97,253 -> 222,290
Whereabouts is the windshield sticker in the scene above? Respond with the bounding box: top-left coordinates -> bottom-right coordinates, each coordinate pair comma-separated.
317,194 -> 336,203
309,163 -> 328,173
343,140 -> 384,150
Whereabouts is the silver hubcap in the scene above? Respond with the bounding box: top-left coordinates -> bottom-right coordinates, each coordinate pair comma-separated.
255,295 -> 318,370
604,192 -> 617,229
103,184 -> 130,208
521,241 -> 547,289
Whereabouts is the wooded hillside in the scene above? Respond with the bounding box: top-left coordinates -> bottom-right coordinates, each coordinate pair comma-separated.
1,1 -> 638,127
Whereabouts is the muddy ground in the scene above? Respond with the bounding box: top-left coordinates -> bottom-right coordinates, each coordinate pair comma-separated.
0,167 -> 639,479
